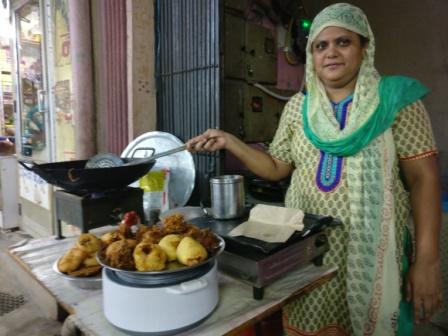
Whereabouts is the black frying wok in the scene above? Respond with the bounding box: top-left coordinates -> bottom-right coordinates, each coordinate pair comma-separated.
19,158 -> 156,193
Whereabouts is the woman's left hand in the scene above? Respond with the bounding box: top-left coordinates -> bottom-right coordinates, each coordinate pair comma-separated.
406,260 -> 443,323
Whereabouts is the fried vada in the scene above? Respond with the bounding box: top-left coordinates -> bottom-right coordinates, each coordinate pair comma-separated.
76,233 -> 102,254
183,224 -> 201,239
176,236 -> 208,266
196,228 -> 220,253
58,248 -> 88,273
83,254 -> 100,267
158,234 -> 182,261
141,225 -> 165,244
163,213 -> 188,234
105,239 -> 136,270
100,231 -> 125,246
68,265 -> 102,277
133,242 -> 167,271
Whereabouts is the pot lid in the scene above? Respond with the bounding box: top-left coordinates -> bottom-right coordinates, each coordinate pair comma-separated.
121,131 -> 195,208
210,175 -> 243,184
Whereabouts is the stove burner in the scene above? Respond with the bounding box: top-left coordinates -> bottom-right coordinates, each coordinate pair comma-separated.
189,213 -> 339,300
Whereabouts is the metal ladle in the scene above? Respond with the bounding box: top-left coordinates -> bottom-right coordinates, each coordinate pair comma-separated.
85,145 -> 187,169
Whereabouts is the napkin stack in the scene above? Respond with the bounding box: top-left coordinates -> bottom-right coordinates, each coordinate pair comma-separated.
228,204 -> 304,243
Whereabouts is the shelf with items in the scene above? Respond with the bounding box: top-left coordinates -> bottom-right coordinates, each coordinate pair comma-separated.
0,47 -> 15,136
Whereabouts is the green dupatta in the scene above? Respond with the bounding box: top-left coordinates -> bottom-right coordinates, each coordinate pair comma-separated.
303,76 -> 429,157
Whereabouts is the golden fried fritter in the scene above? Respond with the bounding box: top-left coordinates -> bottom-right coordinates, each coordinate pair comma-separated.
183,224 -> 201,240
58,248 -> 88,273
105,240 -> 136,270
100,231 -> 125,246
158,234 -> 182,261
141,225 -> 165,244
196,228 -> 220,253
68,265 -> 102,277
133,242 -> 167,271
162,213 -> 188,234
135,224 -> 150,242
76,233 -> 102,254
83,253 -> 100,267
177,237 -> 208,266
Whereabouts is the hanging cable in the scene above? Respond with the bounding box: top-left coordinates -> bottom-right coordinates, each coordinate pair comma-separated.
251,83 -> 292,101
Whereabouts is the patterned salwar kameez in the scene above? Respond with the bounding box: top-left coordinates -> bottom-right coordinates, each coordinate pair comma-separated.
269,95 -> 437,335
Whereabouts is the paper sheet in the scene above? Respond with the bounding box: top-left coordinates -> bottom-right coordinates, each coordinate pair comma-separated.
228,204 -> 304,243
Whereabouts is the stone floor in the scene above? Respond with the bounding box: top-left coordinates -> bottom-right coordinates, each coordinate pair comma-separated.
0,229 -> 62,336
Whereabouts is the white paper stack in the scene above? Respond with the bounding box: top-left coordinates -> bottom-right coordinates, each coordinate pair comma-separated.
228,204 -> 304,243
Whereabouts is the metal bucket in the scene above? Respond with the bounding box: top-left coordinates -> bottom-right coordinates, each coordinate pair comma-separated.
210,175 -> 245,219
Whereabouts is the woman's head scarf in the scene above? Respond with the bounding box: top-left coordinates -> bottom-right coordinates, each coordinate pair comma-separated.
305,3 -> 381,146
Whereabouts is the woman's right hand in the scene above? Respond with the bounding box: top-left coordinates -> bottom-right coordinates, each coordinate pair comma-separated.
186,129 -> 229,153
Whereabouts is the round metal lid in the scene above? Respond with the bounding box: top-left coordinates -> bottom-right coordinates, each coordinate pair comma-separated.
210,175 -> 244,184
121,132 -> 195,208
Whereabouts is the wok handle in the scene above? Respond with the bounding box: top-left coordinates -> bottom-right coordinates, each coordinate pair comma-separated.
18,160 -> 35,171
18,160 -> 58,185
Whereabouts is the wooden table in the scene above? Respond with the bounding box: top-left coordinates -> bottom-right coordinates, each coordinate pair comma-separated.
8,230 -> 337,336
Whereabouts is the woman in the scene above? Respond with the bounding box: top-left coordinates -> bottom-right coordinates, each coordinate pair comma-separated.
187,3 -> 442,335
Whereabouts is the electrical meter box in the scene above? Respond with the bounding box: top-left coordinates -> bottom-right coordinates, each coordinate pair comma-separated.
223,79 -> 291,142
224,13 -> 277,83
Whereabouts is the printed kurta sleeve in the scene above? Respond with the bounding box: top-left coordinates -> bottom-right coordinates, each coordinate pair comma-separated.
392,100 -> 438,161
268,93 -> 303,164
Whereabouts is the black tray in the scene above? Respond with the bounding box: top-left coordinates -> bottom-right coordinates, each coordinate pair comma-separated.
189,213 -> 340,255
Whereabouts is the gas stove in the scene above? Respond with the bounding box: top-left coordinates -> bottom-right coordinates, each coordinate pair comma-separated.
54,187 -> 144,239
189,212 -> 339,299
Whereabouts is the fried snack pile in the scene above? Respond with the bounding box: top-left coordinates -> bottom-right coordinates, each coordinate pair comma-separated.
99,212 -> 220,272
58,233 -> 102,277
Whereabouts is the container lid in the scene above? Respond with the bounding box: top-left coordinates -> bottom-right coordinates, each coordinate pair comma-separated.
121,132 -> 195,207
210,175 -> 243,184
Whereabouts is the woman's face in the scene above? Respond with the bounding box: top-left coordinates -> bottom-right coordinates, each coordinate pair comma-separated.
311,26 -> 366,90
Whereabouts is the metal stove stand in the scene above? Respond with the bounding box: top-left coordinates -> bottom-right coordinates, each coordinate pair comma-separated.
218,230 -> 329,300
54,187 -> 144,239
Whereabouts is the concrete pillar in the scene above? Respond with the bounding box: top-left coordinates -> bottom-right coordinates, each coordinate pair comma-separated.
68,0 -> 95,159
126,0 -> 157,140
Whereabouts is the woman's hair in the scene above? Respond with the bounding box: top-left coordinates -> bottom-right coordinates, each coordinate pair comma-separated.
359,35 -> 369,47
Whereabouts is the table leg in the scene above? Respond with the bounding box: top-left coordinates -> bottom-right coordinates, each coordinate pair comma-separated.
55,219 -> 64,239
253,287 -> 264,300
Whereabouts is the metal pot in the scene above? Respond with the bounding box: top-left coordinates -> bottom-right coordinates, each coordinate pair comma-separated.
210,175 -> 245,219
